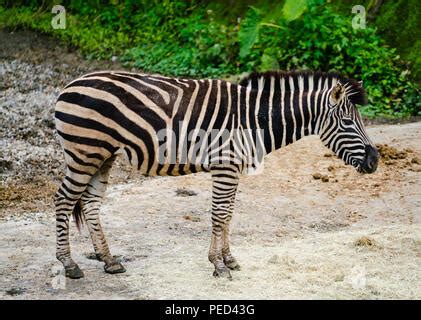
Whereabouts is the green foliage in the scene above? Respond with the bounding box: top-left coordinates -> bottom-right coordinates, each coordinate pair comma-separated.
373,0 -> 421,84
282,0 -> 308,21
238,6 -> 261,58
0,0 -> 419,118
330,0 -> 421,83
238,2 -> 419,117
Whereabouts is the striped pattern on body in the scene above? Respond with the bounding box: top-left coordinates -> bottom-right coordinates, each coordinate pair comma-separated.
54,70 -> 377,279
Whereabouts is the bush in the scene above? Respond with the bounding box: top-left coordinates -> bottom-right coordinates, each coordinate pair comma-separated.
237,2 -> 420,117
0,0 -> 419,118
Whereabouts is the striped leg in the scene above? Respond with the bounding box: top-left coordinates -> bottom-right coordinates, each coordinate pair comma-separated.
55,167 -> 94,279
222,189 -> 240,270
81,156 -> 126,274
208,166 -> 239,279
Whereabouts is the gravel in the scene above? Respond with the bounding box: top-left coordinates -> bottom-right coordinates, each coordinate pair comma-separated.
0,30 -> 124,185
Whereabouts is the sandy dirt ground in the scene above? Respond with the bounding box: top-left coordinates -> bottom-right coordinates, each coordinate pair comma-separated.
1,123 -> 420,300
0,30 -> 420,300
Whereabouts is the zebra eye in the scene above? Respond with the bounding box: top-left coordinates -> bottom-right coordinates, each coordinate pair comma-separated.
342,117 -> 354,126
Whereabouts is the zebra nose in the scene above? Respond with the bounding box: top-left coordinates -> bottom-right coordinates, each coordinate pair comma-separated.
367,156 -> 376,169
364,145 -> 379,172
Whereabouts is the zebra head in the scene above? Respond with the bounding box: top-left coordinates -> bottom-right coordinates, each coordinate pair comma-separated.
319,79 -> 379,173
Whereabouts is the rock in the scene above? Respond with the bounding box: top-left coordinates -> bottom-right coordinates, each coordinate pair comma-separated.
268,255 -> 279,264
176,188 -> 198,197
183,215 -> 200,222
5,287 -> 26,296
0,159 -> 13,173
119,255 -> 135,263
312,173 -> 322,180
334,272 -> 345,282
354,236 -> 376,247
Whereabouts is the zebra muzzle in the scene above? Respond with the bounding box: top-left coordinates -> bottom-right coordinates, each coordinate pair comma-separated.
361,145 -> 379,173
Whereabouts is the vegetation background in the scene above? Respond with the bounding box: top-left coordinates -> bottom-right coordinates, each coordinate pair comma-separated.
0,0 -> 419,118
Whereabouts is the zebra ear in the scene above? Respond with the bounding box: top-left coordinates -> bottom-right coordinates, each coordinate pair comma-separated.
329,82 -> 345,106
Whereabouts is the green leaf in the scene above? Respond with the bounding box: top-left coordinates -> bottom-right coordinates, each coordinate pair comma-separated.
239,6 -> 262,58
260,53 -> 279,71
282,0 -> 308,21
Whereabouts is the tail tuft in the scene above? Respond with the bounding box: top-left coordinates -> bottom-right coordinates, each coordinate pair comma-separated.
72,200 -> 84,231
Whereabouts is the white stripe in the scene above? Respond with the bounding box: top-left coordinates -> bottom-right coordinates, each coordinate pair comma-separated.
198,80 -> 222,163
255,77 -> 266,155
280,77 -> 286,147
268,76 -> 275,151
289,77 -> 297,142
209,82 -> 233,151
314,77 -> 323,133
245,81 -> 252,130
178,80 -> 200,164
141,77 -> 185,174
187,79 -> 213,163
298,75 -> 305,138
307,75 -> 314,134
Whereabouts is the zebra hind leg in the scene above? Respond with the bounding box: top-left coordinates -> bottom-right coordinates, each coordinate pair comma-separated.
80,156 -> 126,274
55,167 -> 95,279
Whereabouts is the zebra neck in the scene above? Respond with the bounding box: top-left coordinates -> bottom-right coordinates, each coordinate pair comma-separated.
244,85 -> 328,155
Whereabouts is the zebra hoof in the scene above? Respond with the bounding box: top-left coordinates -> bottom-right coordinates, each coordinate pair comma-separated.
65,265 -> 84,279
213,267 -> 232,280
104,262 -> 126,274
224,258 -> 241,271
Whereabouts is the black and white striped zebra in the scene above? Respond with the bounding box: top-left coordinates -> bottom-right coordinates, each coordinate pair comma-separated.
54,70 -> 379,279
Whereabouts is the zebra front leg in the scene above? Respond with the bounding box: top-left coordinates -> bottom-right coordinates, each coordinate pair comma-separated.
209,167 -> 239,279
222,223 -> 240,270
222,188 -> 240,270
82,157 -> 126,274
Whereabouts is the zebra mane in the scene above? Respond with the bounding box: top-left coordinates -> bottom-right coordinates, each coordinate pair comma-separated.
239,70 -> 368,106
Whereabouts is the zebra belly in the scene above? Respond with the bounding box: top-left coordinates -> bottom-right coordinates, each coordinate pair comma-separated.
117,146 -> 210,176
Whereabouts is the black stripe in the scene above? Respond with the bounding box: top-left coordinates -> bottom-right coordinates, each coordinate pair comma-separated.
65,176 -> 87,188
57,130 -> 118,155
61,182 -> 84,196
57,92 -> 154,170
64,148 -> 99,169
62,79 -> 167,131
67,165 -> 92,176
89,74 -> 171,116
57,111 -> 145,168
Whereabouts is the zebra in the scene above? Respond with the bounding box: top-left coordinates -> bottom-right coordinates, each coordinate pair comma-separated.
54,70 -> 379,279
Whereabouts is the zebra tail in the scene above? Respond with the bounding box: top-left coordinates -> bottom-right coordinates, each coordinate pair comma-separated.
72,200 -> 84,231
